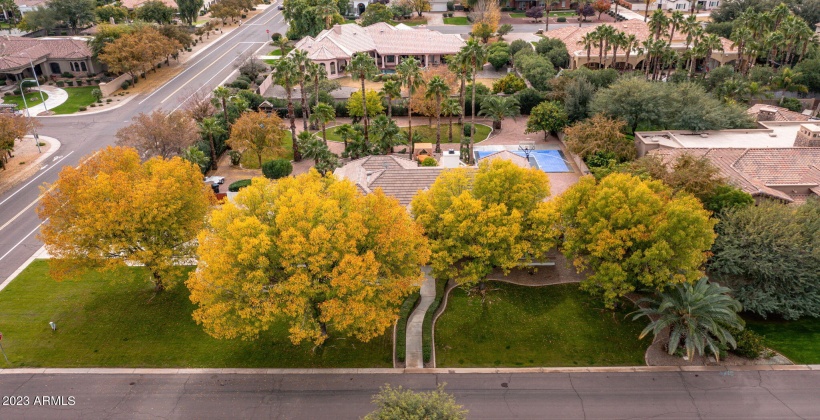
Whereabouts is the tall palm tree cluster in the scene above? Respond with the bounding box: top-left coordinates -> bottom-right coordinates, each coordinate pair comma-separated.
729,4 -> 816,75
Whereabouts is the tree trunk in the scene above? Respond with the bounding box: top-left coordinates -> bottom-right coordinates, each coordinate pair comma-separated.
360,76 -> 369,146
458,74 -> 466,125
408,93 -> 414,158
493,120 -> 501,129
300,78 -> 309,132
435,96 -> 442,153
387,95 -> 393,118
222,98 -> 228,128
322,123 -> 327,145
209,133 -> 218,170
469,63 -> 477,164
545,4 -> 550,33
448,114 -> 453,143
286,90 -> 301,161
152,271 -> 164,292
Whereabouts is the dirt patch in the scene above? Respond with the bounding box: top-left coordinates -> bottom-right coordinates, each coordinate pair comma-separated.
0,136 -> 52,196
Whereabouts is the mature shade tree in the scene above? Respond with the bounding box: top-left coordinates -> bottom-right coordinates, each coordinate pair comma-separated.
524,100 -> 567,140
177,0 -> 205,25
794,59 -> 820,93
396,57 -> 424,157
37,146 -> 213,291
17,6 -> 58,33
115,110 -> 199,160
228,111 -> 286,168
360,2 -> 393,26
632,278 -> 744,361
412,159 -> 556,288
364,385 -> 468,420
562,115 -> 634,162
348,53 -> 380,143
563,76 -> 595,122
99,26 -> 181,82
549,173 -> 717,307
346,89 -> 385,121
48,0 -> 96,34
136,0 -> 176,24
478,95 -> 520,130
590,76 -> 667,134
709,199 -> 820,320
187,172 -> 430,346
95,5 -> 128,23
592,0 -> 610,20
0,114 -> 39,171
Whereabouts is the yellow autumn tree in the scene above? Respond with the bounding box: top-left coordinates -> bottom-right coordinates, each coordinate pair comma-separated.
411,159 -> 555,288
37,146 -> 214,291
187,171 -> 430,347
547,173 -> 717,307
228,111 -> 286,168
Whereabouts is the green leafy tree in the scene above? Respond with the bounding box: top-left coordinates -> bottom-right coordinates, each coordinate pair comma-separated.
492,74 -> 526,94
632,278 -> 744,361
310,102 -> 336,145
425,76 -> 451,153
525,101 -> 567,140
364,384 -> 468,420
563,115 -> 633,164
48,0 -> 96,33
361,2 -> 393,26
177,0 -> 204,25
478,95 -> 519,130
135,0 -> 175,24
182,145 -> 209,173
17,6 -> 58,33
95,5 -> 127,23
563,76 -> 595,122
346,89 -> 385,121
412,159 -> 556,288
549,173 -> 717,307
348,53 -> 380,143
709,199 -> 820,320
703,184 -> 753,214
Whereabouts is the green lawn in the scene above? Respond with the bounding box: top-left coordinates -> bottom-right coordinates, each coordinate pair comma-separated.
745,316 -> 820,364
391,18 -> 427,26
435,282 -> 648,367
239,132 -> 294,169
323,123 -> 491,145
51,86 -> 99,115
2,91 -> 49,109
444,17 -> 470,25
268,46 -> 293,56
0,260 -> 391,368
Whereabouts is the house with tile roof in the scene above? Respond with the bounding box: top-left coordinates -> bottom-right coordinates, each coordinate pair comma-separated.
121,0 -> 178,9
292,23 -> 466,79
637,121 -> 820,203
14,0 -> 47,15
547,20 -> 738,71
333,155 -> 445,206
747,103 -> 812,122
0,36 -> 97,82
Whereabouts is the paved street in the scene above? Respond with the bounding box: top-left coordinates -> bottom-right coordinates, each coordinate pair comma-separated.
1,370 -> 819,418
0,4 -> 287,283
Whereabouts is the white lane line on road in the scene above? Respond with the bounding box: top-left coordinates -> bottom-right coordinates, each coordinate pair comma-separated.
0,196 -> 41,232
160,42 -> 263,105
0,151 -> 74,209
0,222 -> 43,263
137,8 -> 282,106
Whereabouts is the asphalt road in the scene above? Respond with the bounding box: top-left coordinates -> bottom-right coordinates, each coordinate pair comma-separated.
1,370 -> 819,418
0,4 -> 287,283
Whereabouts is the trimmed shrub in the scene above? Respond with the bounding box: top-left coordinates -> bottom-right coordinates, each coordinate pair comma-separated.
228,179 -> 253,192
61,72 -> 73,78
730,328 -> 767,359
492,73 -> 527,94
447,0 -> 454,11
557,16 -> 566,22
66,81 -> 74,86
421,157 -> 438,166
261,158 -> 293,179
78,106 -> 87,111
462,123 -> 475,137
230,80 -> 250,90
121,80 -> 131,90
76,79 -> 83,86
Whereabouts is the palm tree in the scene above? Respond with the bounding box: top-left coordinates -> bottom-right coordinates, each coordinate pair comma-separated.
449,51 -> 470,125
598,25 -> 616,67
632,278 -> 744,362
441,98 -> 461,145
425,76 -> 451,153
648,9 -> 668,40
348,52 -> 379,145
592,26 -> 605,67
370,114 -> 401,154
681,14 -> 699,51
212,86 -> 231,128
544,0 -> 558,33
199,117 -> 225,170
623,33 -> 638,70
273,57 -> 302,161
610,30 -> 626,68
306,62 -> 327,128
700,33 -> 723,71
668,10 -> 684,44
773,67 -> 809,105
730,25 -> 751,73
335,123 -> 357,151
275,36 -> 289,55
310,102 -> 336,145
396,57 -> 424,157
291,49 -> 311,132
770,2 -> 790,32
643,0 -> 656,22
478,96 -> 520,130
578,34 -> 594,68
460,39 -> 487,164
380,79 -> 401,118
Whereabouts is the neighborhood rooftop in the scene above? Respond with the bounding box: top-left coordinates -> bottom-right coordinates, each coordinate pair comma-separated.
636,121 -> 820,153
333,155 -> 444,205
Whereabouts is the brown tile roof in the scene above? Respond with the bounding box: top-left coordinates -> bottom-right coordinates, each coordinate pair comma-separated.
477,150 -> 530,168
333,155 -> 445,205
0,37 -> 92,72
121,0 -> 177,8
747,103 -> 810,122
649,148 -> 820,203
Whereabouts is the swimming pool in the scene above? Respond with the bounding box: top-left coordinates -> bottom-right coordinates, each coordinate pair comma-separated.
475,150 -> 571,173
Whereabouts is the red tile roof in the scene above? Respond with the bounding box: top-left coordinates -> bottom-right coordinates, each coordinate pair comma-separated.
747,103 -> 811,122
0,36 -> 92,72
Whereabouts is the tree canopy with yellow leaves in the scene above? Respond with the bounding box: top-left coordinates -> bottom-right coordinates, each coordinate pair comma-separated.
411,159 -> 555,288
547,173 -> 717,307
37,146 -> 213,291
187,171 -> 430,347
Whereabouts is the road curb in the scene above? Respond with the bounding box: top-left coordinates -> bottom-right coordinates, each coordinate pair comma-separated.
0,250 -> 48,292
0,365 -> 814,375
38,94 -> 138,118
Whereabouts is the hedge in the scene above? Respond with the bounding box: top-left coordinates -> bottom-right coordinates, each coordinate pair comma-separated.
395,292 -> 421,364
228,179 -> 253,192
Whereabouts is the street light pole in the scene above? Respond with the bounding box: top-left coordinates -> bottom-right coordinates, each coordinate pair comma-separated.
19,79 -> 41,153
21,51 -> 48,114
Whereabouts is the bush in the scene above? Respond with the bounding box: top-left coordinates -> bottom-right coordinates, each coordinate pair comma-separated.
492,73 -> 527,94
56,81 -> 65,87
271,32 -> 282,41
78,106 -> 87,111
730,328 -> 766,359
106,98 -> 112,103
462,123 -> 475,137
514,88 -> 545,114
780,97 -> 803,112
76,79 -> 83,86
557,16 -> 566,22
89,103 -> 96,107
487,50 -> 511,71
12,89 -> 20,95
421,157 -> 438,166
447,0 -> 454,10
61,72 -> 73,78
229,150 -> 242,166
230,80 -> 250,90
66,81 -> 74,87
2,92 -> 8,97
228,179 -> 253,192
509,39 -> 533,57
121,80 -> 131,90
261,158 -> 293,179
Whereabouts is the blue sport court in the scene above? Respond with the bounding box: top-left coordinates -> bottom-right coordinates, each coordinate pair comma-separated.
474,150 -> 571,173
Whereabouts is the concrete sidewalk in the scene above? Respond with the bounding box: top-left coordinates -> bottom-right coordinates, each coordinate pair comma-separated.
26,86 -> 69,116
404,266 -> 436,368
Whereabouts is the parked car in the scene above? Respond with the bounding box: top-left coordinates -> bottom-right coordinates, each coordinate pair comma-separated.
204,176 -> 225,185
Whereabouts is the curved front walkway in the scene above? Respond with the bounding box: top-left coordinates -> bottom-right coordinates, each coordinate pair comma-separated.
21,86 -> 68,116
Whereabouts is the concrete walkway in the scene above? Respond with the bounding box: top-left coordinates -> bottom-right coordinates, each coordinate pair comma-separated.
404,266 -> 436,368
25,86 -> 68,116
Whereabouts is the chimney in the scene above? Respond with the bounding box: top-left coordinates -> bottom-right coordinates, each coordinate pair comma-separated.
794,124 -> 820,147
757,106 -> 778,122
333,25 -> 342,35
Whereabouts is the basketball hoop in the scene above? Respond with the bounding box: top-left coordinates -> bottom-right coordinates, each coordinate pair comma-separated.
518,141 -> 535,159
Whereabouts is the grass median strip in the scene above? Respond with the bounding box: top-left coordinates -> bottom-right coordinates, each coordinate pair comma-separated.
0,260 -> 391,368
